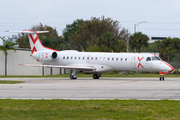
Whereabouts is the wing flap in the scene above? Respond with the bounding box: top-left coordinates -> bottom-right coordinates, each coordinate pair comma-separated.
18,64 -> 96,71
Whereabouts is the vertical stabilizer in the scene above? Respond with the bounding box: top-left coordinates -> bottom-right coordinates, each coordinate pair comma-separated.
7,30 -> 59,54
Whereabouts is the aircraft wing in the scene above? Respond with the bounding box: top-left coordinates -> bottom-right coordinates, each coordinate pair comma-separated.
18,64 -> 96,71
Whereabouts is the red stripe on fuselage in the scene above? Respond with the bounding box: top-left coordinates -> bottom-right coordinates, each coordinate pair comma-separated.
159,71 -> 169,75
161,60 -> 174,72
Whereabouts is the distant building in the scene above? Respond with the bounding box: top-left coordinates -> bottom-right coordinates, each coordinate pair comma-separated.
12,35 -> 18,43
148,37 -> 167,43
1,35 -> 18,47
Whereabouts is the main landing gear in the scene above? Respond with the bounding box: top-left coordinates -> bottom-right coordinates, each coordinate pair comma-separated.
93,73 -> 101,79
70,70 -> 101,80
70,70 -> 77,79
159,75 -> 164,81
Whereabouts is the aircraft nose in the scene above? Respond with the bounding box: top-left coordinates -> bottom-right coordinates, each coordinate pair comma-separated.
161,61 -> 174,72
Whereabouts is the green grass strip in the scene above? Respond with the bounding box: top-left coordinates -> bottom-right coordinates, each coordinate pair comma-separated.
0,99 -> 180,119
0,81 -> 25,84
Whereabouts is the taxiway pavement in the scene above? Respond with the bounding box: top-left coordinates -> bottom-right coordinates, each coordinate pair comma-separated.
1,77 -> 180,100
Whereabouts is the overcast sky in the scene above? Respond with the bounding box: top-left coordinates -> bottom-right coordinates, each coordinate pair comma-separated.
1,0 -> 180,44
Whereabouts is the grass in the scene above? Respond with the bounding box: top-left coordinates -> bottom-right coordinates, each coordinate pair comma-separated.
0,99 -> 180,119
0,80 -> 25,84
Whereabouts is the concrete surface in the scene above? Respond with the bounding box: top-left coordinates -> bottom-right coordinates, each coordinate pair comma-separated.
1,77 -> 180,100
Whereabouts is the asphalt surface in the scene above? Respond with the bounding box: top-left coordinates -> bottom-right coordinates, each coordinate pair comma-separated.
1,77 -> 180,100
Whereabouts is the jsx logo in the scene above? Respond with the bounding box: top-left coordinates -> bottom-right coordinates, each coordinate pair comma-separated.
38,52 -> 49,59
137,57 -> 144,68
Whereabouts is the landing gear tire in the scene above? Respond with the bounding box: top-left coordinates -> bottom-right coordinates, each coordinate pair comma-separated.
159,76 -> 164,81
93,74 -> 100,79
70,75 -> 77,79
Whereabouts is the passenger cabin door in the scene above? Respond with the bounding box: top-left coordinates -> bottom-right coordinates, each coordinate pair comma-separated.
145,57 -> 152,70
131,56 -> 136,69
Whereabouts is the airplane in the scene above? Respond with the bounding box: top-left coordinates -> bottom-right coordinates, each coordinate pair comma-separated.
7,30 -> 174,81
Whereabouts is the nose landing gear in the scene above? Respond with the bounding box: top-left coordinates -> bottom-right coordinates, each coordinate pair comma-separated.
159,71 -> 169,81
159,75 -> 164,81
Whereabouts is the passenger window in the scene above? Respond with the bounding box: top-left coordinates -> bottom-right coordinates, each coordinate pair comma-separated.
71,56 -> 73,59
95,57 -> 97,60
108,58 -> 110,61
67,57 -> 69,59
63,56 -> 65,59
125,58 -> 127,61
112,58 -> 114,61
87,57 -> 89,60
83,57 -> 85,60
75,57 -> 76,60
146,57 -> 151,61
79,57 -> 80,60
91,57 -> 93,60
121,58 -> 123,61
116,58 -> 118,61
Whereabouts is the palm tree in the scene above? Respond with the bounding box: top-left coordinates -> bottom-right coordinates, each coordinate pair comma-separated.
171,37 -> 180,76
0,37 -> 16,76
160,37 -> 174,63
129,32 -> 149,53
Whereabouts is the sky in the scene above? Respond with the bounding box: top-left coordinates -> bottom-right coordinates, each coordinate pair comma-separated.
1,0 -> 180,45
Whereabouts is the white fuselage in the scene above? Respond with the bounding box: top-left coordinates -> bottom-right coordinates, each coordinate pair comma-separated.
32,50 -> 173,73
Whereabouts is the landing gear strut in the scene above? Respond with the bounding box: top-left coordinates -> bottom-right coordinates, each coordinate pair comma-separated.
159,75 -> 164,81
93,73 -> 101,79
70,70 -> 77,79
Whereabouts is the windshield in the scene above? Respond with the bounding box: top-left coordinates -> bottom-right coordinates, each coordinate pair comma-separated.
152,57 -> 161,61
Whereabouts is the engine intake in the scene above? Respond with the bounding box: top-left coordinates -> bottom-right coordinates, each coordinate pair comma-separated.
52,52 -> 58,60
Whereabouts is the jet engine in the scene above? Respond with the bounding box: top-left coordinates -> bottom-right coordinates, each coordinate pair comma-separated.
32,51 -> 58,61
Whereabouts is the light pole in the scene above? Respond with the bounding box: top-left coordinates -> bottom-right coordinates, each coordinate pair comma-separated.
134,21 -> 147,52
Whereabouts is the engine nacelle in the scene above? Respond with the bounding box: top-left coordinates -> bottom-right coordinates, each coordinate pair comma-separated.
32,51 -> 58,61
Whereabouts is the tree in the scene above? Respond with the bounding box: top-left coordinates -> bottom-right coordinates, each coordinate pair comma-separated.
63,19 -> 85,50
154,40 -> 165,59
70,16 -> 129,51
129,32 -> 149,53
97,32 -> 126,52
86,44 -> 101,52
0,37 -> 16,76
171,38 -> 180,76
141,42 -> 159,53
39,36 -> 64,50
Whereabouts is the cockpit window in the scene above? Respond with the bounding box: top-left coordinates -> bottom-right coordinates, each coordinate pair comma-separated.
146,57 -> 151,61
152,57 -> 161,61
